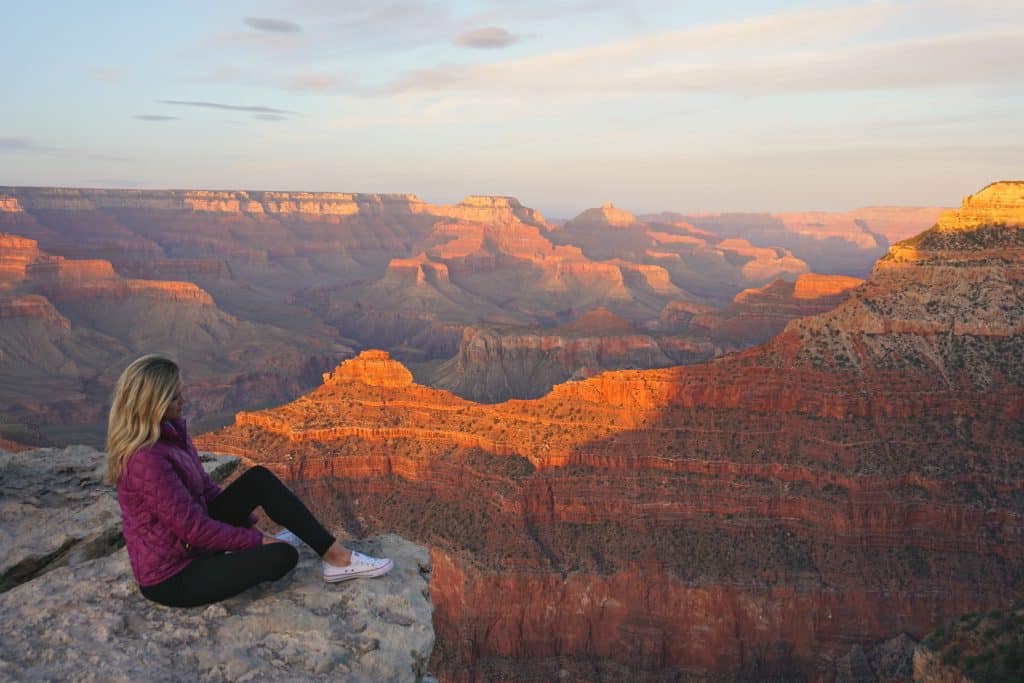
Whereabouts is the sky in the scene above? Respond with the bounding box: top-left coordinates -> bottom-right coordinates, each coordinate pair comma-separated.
2,0 -> 1022,217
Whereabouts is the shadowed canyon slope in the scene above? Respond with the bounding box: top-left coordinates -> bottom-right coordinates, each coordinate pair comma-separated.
0,187 -> 879,442
0,232 -> 345,445
198,182 -> 1024,680
414,274 -> 862,403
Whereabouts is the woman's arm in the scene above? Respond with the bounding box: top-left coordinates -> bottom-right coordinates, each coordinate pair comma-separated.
132,450 -> 263,551
190,435 -> 258,527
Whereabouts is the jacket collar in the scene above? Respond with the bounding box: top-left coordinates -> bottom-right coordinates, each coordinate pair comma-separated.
159,417 -> 189,445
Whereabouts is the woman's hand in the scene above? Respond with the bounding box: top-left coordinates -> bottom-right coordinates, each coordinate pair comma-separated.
261,532 -> 284,545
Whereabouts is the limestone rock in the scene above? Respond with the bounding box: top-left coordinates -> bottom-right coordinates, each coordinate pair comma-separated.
0,444 -> 435,681
322,350 -> 415,388
0,535 -> 433,682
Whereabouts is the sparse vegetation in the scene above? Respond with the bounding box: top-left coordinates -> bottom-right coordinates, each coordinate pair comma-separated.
923,602 -> 1024,682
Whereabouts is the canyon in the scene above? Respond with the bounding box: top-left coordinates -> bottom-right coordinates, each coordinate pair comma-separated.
414,274 -> 863,402
647,206 -> 946,277
0,231 -> 344,445
196,181 -> 1024,680
0,187 -> 921,443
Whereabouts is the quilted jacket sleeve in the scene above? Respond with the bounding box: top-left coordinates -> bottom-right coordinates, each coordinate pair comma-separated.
135,449 -> 263,551
200,468 -> 223,506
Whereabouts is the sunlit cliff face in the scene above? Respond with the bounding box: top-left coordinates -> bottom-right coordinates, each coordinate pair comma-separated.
196,182 -> 1024,680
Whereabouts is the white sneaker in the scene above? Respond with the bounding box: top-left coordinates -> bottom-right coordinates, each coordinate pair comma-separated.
273,529 -> 303,548
323,550 -> 394,583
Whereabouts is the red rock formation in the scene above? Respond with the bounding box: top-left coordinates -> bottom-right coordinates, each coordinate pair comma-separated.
414,307 -> 722,402
113,258 -> 233,282
0,234 -> 41,287
554,205 -> 809,303
0,233 -> 344,444
565,201 -> 639,229
384,253 -> 450,286
323,350 -> 414,387
689,273 -> 863,348
40,278 -> 214,305
1,187 -> 820,384
198,182 -> 1024,681
0,196 -> 24,213
433,195 -> 548,228
557,307 -> 634,335
0,295 -> 70,328
792,273 -> 863,299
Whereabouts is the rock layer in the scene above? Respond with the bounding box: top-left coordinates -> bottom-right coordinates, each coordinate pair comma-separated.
0,186 -> 871,445
689,273 -> 863,349
416,313 -> 716,402
198,182 -> 1024,680
0,232 -> 345,446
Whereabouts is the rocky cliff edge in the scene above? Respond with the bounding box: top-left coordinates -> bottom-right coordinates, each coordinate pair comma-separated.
0,445 -> 434,682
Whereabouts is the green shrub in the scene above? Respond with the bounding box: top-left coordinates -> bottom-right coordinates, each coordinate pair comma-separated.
942,643 -> 963,666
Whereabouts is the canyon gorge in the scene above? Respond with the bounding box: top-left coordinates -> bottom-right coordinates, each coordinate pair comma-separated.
193,181 -> 1024,680
0,187 -> 941,445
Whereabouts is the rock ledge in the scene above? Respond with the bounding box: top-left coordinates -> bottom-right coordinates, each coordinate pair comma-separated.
0,446 -> 434,682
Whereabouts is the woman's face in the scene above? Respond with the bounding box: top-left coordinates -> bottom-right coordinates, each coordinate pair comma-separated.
163,381 -> 185,421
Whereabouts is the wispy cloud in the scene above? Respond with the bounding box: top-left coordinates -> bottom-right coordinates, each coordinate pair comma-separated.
382,3 -> 1024,97
159,100 -> 295,115
133,114 -> 178,121
454,27 -> 519,49
244,17 -> 302,33
0,137 -> 53,153
253,113 -> 288,122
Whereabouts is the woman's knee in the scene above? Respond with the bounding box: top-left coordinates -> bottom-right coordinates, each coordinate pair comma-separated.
244,464 -> 273,481
239,465 -> 280,490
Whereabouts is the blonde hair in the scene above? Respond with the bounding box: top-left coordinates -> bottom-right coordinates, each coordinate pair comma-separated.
105,354 -> 181,485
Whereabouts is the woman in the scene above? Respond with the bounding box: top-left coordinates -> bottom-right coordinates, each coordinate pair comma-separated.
107,354 -> 392,607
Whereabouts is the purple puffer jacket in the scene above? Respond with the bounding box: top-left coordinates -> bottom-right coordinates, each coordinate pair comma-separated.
117,417 -> 262,586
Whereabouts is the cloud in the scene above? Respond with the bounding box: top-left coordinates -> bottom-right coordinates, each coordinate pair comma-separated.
382,3 -> 1024,98
253,113 -> 288,122
453,27 -> 519,49
159,100 -> 295,115
133,115 -> 178,121
244,17 -> 303,33
0,137 -> 52,153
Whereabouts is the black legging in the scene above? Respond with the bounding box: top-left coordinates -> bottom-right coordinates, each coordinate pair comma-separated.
140,466 -> 336,607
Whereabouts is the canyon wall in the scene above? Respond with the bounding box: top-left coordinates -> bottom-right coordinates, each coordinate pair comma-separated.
0,185 -> 941,451
0,232 -> 344,446
197,182 -> 1024,680
650,205 -> 947,276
